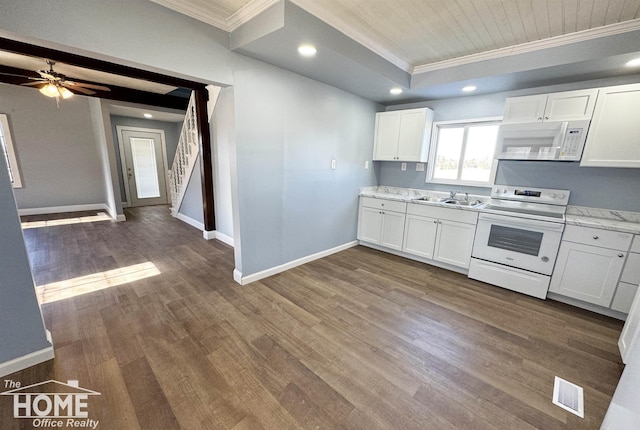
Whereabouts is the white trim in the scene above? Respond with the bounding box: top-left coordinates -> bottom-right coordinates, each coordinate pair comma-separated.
233,241 -> 358,285
213,231 -> 234,247
413,19 -> 640,75
0,113 -> 23,188
206,85 -> 222,121
116,126 -> 169,208
0,344 -> 54,378
227,0 -> 281,31
203,230 -> 216,240
150,0 -> 279,32
18,204 -> 125,222
173,211 -> 204,231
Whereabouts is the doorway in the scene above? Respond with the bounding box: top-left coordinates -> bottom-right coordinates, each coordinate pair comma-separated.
116,126 -> 169,207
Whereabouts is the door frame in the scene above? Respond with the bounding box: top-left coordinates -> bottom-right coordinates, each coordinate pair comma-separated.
116,125 -> 170,207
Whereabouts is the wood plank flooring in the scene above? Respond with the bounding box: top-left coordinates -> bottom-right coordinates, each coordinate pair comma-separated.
1,205 -> 624,429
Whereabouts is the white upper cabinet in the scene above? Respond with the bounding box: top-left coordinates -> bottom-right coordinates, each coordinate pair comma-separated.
373,107 -> 434,162
580,83 -> 640,168
502,89 -> 598,123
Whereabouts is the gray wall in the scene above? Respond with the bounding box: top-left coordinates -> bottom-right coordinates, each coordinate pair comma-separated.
177,154 -> 204,224
0,150 -> 51,364
230,55 -> 379,276
380,74 -> 640,211
0,84 -> 108,209
110,115 -> 181,203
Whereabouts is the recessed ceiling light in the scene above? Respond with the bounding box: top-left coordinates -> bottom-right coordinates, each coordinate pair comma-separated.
462,85 -> 477,92
389,87 -> 403,95
625,58 -> 640,67
298,44 -> 317,58
144,113 -> 153,118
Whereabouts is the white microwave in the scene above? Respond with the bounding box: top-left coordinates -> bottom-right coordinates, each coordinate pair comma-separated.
495,119 -> 590,161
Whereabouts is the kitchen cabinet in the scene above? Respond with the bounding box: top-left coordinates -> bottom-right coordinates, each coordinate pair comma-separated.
612,236 -> 640,314
502,89 -> 598,123
549,225 -> 631,307
357,197 -> 406,251
580,83 -> 640,168
402,204 -> 478,269
373,107 -> 434,161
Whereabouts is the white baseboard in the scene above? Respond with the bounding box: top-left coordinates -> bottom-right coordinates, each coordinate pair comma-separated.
18,204 -> 126,222
233,241 -> 358,285
18,204 -> 106,216
213,231 -> 234,247
173,212 -> 204,231
0,343 -> 55,378
203,230 -> 216,240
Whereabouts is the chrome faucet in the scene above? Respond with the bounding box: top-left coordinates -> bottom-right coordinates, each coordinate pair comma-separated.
449,190 -> 459,199
464,192 -> 469,203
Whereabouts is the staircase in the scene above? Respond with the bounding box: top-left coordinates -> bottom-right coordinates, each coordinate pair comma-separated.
168,93 -> 199,215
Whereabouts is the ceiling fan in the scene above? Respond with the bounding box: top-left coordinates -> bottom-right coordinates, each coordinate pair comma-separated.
1,59 -> 111,99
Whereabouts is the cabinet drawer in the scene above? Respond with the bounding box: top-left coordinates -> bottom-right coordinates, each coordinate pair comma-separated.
631,235 -> 640,253
611,282 -> 639,314
621,252 -> 640,285
360,197 -> 407,213
562,225 -> 633,250
406,204 -> 478,224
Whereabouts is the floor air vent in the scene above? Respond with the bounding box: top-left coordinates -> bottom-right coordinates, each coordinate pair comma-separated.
552,376 -> 584,418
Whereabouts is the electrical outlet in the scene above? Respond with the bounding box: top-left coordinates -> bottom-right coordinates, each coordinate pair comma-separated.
364,160 -> 369,169
401,162 -> 407,171
331,159 -> 337,170
416,163 -> 425,172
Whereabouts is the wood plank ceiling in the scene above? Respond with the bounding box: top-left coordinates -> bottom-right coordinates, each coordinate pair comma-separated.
152,0 -> 640,69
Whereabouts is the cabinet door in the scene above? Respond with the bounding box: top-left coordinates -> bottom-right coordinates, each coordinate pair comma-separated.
502,95 -> 547,123
373,111 -> 401,160
433,220 -> 476,268
402,214 -> 438,259
543,89 -> 598,121
396,109 -> 427,161
358,207 -> 383,244
549,242 -> 626,307
380,211 -> 406,250
581,83 -> 640,168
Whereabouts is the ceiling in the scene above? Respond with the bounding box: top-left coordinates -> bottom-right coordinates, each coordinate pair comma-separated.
151,0 -> 640,103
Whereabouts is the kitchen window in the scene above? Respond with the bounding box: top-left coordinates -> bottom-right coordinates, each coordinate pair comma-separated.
0,114 -> 22,188
427,117 -> 501,186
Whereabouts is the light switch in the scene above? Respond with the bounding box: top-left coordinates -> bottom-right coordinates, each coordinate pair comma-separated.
416,163 -> 425,171
401,162 -> 407,171
364,160 -> 369,169
331,159 -> 337,170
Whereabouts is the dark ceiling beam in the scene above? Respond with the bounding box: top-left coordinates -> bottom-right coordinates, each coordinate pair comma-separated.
0,37 -> 205,90
0,64 -> 189,110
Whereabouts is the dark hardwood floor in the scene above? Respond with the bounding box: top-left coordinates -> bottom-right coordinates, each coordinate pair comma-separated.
1,205 -> 624,429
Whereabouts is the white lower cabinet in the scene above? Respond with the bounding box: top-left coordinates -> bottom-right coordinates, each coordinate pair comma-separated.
402,204 -> 478,269
357,197 -> 407,251
549,225 -> 631,308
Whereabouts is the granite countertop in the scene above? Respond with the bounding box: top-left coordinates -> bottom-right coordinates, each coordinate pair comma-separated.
565,206 -> 640,235
359,186 -> 489,211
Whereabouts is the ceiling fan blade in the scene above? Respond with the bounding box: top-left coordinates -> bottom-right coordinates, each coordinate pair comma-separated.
65,81 -> 111,92
0,71 -> 34,79
37,70 -> 58,80
21,81 -> 47,87
64,84 -> 96,95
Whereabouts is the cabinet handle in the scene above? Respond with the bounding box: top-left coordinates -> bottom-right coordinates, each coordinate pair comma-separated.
593,235 -> 599,239
618,253 -> 624,258
537,117 -> 542,121
433,220 -> 437,223
381,203 -> 384,206
544,116 -> 549,120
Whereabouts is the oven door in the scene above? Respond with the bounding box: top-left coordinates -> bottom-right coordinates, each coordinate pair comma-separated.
473,213 -> 564,275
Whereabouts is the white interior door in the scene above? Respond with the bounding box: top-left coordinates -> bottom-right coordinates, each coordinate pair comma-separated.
121,129 -> 168,207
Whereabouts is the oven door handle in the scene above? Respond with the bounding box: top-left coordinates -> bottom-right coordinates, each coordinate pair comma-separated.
478,213 -> 565,232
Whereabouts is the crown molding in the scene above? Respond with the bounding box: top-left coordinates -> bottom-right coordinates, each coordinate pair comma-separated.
413,19 -> 640,75
227,0 -> 281,31
151,0 -> 279,32
289,0 -> 412,73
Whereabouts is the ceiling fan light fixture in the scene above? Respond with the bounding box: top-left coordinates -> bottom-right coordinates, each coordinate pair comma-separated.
298,44 -> 317,58
39,83 -> 60,98
462,85 -> 477,92
389,87 -> 403,95
59,87 -> 74,99
625,58 -> 640,68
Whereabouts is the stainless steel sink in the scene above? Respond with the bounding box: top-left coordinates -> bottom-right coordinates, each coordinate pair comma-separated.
413,196 -> 443,202
442,199 -> 483,207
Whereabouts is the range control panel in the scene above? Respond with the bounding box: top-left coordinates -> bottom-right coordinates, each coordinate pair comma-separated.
491,186 -> 570,206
